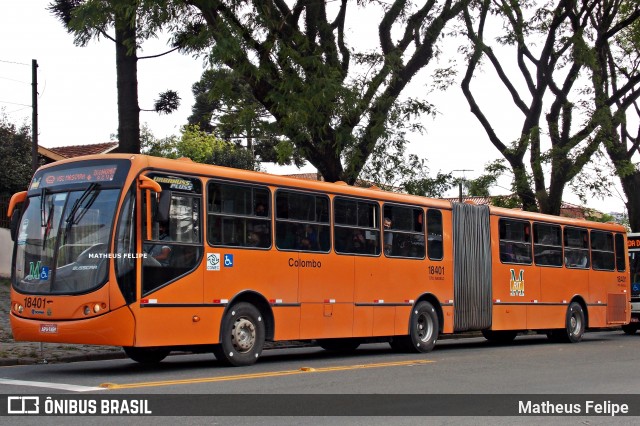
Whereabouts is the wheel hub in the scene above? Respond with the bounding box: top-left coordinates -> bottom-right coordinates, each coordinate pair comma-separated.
231,317 -> 256,352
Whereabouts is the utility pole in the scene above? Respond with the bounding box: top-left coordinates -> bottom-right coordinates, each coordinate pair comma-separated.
453,169 -> 472,202
31,59 -> 38,173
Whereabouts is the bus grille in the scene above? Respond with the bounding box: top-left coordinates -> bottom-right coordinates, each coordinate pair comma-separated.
607,293 -> 627,324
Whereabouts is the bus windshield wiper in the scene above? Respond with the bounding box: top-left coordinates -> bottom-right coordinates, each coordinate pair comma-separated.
40,188 -> 48,227
66,183 -> 100,227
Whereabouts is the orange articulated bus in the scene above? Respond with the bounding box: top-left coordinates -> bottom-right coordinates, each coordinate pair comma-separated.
7,154 -> 631,366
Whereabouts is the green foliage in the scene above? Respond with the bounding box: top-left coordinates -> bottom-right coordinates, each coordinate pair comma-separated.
174,0 -> 470,182
141,124 -> 259,171
0,113 -> 34,197
188,67 -> 305,167
465,160 -> 509,197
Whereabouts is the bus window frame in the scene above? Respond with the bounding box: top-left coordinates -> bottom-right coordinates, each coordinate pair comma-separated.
590,229 -> 615,272
615,233 -> 626,272
563,226 -> 590,270
426,208 -> 444,261
532,221 -> 563,268
333,195 -> 381,257
382,202 -> 426,260
206,179 -> 273,250
274,188 -> 331,254
498,218 -> 533,266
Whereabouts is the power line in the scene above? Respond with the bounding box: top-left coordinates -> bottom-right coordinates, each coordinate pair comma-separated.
0,75 -> 30,84
0,100 -> 31,107
0,59 -> 30,66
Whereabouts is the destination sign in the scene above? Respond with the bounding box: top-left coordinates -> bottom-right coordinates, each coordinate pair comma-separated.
628,234 -> 640,250
32,165 -> 118,189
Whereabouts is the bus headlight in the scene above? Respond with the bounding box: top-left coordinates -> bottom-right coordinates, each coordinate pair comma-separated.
84,306 -> 91,315
93,304 -> 101,313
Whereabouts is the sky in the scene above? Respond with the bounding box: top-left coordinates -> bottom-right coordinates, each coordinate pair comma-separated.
0,2 -> 630,215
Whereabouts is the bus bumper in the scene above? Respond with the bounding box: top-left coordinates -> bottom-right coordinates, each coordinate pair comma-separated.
10,306 -> 135,347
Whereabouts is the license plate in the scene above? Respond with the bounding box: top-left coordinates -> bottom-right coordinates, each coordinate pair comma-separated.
630,317 -> 639,323
40,324 -> 58,333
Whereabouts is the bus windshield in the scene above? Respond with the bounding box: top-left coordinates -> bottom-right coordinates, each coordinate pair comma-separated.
12,160 -> 129,295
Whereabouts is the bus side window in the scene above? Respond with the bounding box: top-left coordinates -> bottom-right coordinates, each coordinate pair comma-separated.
334,197 -> 380,256
591,230 -> 614,271
564,227 -> 590,269
275,190 -> 330,253
499,219 -> 532,264
207,182 -> 272,249
427,209 -> 443,260
615,233 -> 626,272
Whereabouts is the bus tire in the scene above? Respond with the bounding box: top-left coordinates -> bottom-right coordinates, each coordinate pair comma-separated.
318,338 -> 360,353
481,329 -> 517,343
214,302 -> 265,366
391,301 -> 439,353
123,346 -> 170,364
622,324 -> 638,335
549,302 -> 585,343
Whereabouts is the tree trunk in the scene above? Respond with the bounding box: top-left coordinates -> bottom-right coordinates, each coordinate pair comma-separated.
114,15 -> 140,154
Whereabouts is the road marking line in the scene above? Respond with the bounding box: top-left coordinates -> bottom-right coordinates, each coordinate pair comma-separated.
0,378 -> 105,392
100,359 -> 433,390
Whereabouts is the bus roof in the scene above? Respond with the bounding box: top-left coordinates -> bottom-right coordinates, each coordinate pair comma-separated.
39,153 -> 627,233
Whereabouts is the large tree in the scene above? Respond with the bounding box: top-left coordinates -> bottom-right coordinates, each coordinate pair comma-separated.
462,0 -> 640,215
178,0 -> 471,183
585,0 -> 640,231
0,114 -> 34,197
49,0 -> 181,154
188,67 -> 305,166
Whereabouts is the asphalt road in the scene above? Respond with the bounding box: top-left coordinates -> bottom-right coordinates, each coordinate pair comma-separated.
1,331 -> 639,425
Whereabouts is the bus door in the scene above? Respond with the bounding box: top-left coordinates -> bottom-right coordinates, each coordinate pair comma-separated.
134,173 -> 205,346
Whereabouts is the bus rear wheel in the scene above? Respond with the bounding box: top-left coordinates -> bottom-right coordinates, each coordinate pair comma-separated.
214,302 -> 265,366
548,302 -> 585,343
390,301 -> 439,353
123,346 -> 170,364
622,324 -> 638,335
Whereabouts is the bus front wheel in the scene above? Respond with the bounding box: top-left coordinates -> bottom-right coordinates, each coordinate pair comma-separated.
622,324 -> 638,335
390,301 -> 439,353
123,346 -> 170,364
214,302 -> 265,366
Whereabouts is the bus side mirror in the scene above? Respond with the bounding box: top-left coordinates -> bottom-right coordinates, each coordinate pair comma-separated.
8,191 -> 27,242
10,208 -> 21,242
156,190 -> 172,223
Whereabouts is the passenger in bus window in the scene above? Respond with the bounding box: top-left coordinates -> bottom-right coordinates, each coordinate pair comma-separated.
298,237 -> 312,250
247,231 -> 261,247
304,224 -> 319,250
255,202 -> 267,217
384,217 -> 393,256
149,222 -> 172,266
351,229 -> 366,253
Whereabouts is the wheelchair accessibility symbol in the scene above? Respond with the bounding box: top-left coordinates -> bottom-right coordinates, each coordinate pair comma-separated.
224,254 -> 234,267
